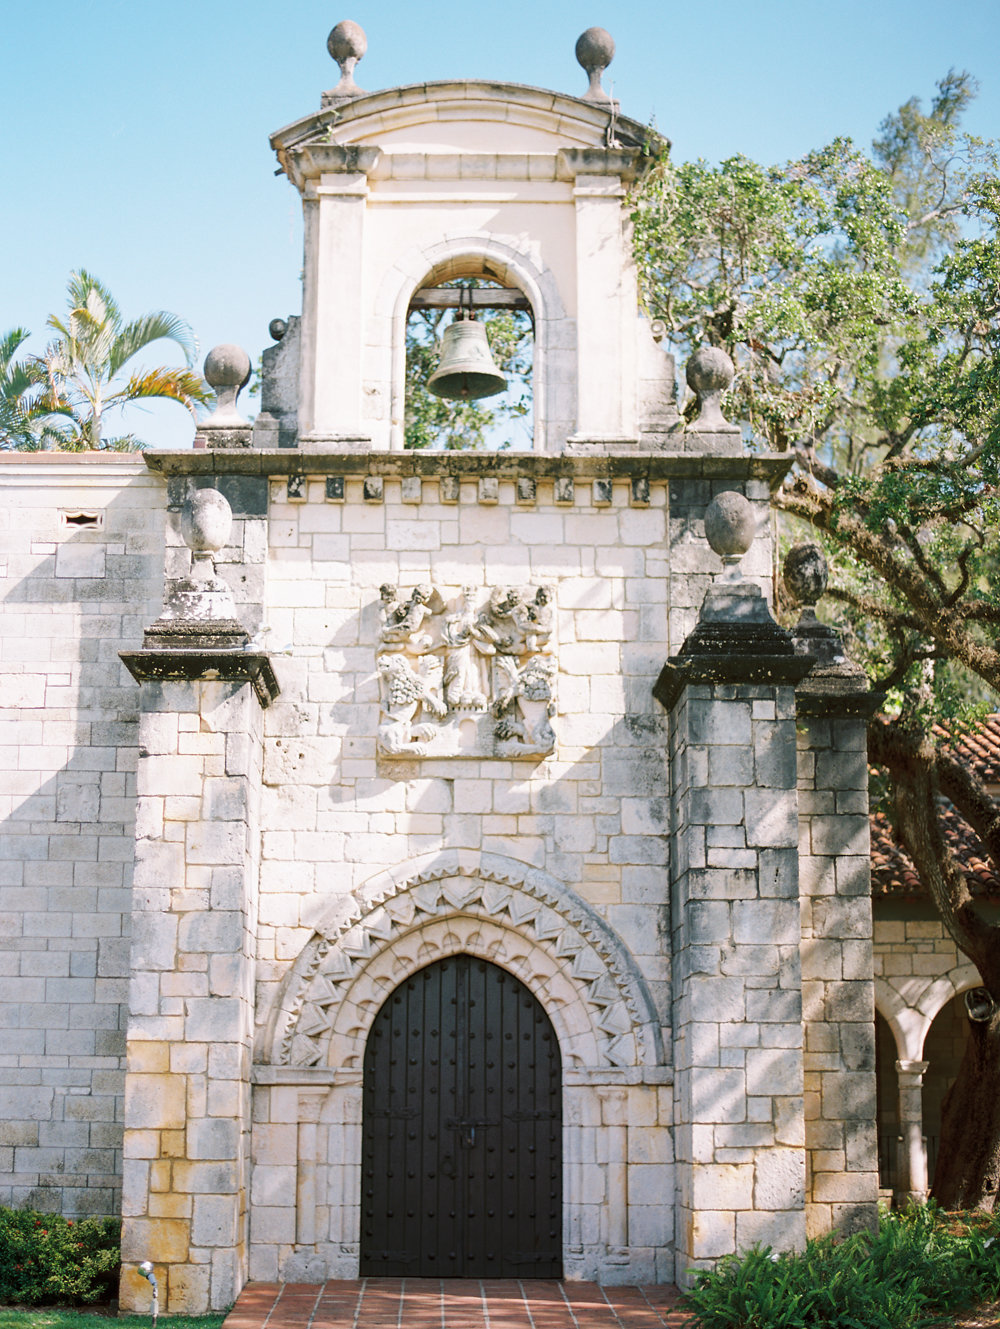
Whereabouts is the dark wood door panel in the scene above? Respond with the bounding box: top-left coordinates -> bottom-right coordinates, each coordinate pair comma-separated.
360,954 -> 561,1277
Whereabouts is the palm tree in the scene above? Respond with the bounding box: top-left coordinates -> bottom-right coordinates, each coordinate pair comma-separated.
38,270 -> 211,450
0,327 -> 60,450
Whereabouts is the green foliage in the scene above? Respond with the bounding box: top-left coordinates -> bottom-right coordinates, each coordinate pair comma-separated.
404,284 -> 532,450
634,73 -> 1000,712
683,1205 -> 1000,1329
0,329 -> 65,451
34,270 -> 211,451
0,1210 -> 120,1306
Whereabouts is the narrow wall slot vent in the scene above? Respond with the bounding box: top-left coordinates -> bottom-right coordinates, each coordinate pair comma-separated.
61,511 -> 103,529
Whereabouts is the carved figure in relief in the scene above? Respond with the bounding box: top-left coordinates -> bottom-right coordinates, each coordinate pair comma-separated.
481,585 -> 554,657
514,584 -> 554,654
376,652 -> 446,754
441,585 -> 494,711
493,654 -> 556,755
374,582 -> 557,758
379,583 -> 435,653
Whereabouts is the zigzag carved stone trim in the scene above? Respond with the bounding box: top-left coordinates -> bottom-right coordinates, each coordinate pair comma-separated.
263,849 -> 664,1070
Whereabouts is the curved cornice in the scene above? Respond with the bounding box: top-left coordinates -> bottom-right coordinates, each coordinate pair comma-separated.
271,79 -> 665,163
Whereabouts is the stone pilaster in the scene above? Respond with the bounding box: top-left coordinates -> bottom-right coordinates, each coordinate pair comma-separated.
119,486 -> 276,1313
787,543 -> 881,1238
119,678 -> 265,1313
655,492 -> 814,1283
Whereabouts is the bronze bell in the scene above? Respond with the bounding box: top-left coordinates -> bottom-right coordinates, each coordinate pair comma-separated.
426,317 -> 507,401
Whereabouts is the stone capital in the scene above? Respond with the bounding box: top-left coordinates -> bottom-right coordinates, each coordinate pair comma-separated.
895,1059 -> 930,1080
557,147 -> 641,182
120,648 -> 280,708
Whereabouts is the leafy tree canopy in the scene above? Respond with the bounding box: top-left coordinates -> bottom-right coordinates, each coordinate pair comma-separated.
632,70 -> 1000,712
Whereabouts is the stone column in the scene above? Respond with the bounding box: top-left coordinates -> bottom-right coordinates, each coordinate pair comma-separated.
560,148 -> 639,443
655,493 -> 814,1284
119,491 -> 277,1314
894,1060 -> 930,1205
296,147 -> 379,445
596,1087 -> 628,1258
786,544 -> 881,1238
295,1088 -> 329,1248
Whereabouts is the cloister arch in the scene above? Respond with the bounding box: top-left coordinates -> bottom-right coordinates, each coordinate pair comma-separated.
874,961 -> 982,1064
873,960 -> 982,1201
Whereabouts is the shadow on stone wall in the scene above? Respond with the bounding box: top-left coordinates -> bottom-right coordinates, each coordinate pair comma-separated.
0,476 -> 164,1215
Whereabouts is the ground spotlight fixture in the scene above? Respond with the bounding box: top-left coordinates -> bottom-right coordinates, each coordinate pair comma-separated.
138,1261 -> 159,1327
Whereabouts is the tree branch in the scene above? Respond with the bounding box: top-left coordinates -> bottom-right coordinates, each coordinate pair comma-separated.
774,483 -> 1000,692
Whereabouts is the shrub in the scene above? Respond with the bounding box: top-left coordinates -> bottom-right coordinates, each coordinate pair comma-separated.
682,1204 -> 1000,1329
0,1209 -> 121,1305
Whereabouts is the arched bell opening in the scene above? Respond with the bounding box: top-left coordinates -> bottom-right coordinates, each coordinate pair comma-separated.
360,953 -> 562,1278
404,257 -> 535,451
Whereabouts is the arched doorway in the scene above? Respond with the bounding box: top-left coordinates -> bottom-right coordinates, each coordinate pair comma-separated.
360,953 -> 562,1277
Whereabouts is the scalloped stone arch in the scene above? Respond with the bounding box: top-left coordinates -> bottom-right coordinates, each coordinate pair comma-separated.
875,960 -> 982,1063
264,849 -> 663,1072
380,234 -> 570,451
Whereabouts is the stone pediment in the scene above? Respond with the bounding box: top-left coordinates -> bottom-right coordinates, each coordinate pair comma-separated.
271,80 -> 662,183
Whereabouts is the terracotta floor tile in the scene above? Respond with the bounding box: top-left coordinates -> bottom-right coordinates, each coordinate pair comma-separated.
223,1279 -> 690,1329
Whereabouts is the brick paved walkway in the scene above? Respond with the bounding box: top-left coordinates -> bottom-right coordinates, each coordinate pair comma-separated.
223,1280 -> 694,1329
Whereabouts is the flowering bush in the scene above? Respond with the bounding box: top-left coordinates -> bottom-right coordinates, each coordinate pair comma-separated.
0,1208 -> 120,1305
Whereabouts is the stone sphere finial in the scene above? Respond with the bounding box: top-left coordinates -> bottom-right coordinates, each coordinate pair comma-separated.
783,542 -> 829,609
704,491 -> 756,582
327,20 -> 367,99
575,27 -> 615,103
686,344 -> 735,431
202,344 -> 251,428
268,318 -> 288,342
181,488 -> 233,557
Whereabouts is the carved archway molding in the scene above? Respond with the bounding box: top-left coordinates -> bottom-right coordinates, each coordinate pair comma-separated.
262,849 -> 664,1073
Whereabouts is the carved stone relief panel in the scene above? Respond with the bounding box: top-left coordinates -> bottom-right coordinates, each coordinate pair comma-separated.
375,583 -> 555,758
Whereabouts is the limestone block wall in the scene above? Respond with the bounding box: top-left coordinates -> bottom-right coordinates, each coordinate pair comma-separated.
119,679 -> 264,1313
252,471 -> 678,1024
246,467 -> 683,1284
0,456 -> 163,1215
668,680 -> 807,1283
797,713 -> 879,1237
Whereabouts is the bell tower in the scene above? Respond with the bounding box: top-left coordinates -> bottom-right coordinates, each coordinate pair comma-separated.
262,21 -> 679,452
112,16 -> 877,1313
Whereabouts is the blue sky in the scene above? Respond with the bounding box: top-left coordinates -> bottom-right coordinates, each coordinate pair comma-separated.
3,0 -> 998,448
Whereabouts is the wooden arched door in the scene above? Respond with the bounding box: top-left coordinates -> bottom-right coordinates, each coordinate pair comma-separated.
360,954 -> 562,1276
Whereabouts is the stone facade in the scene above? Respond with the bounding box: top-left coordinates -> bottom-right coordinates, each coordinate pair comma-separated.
0,457 -> 163,1217
0,25 -> 902,1315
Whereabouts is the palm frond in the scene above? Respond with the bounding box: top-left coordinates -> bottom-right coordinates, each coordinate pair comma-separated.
109,313 -> 198,375
109,366 -> 212,411
37,271 -> 203,446
66,270 -> 121,330
0,327 -> 32,369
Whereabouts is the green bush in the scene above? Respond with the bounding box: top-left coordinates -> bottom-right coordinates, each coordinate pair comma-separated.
0,1209 -> 121,1305
683,1205 -> 1000,1329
